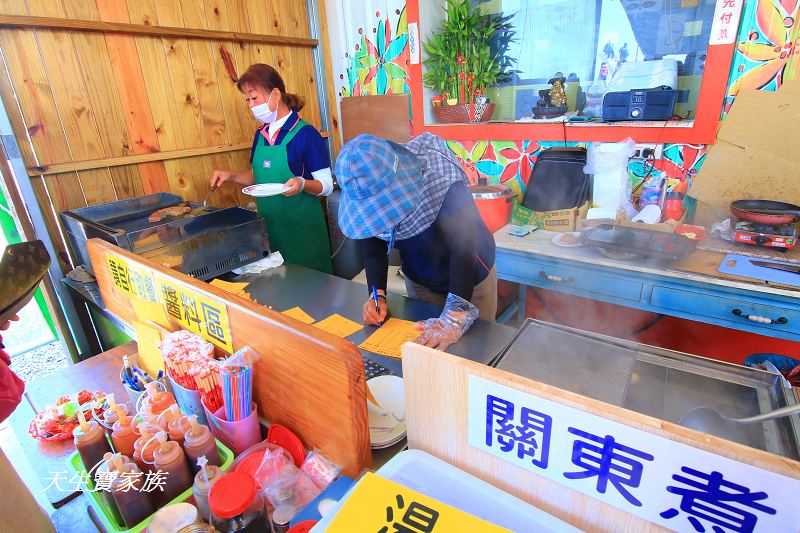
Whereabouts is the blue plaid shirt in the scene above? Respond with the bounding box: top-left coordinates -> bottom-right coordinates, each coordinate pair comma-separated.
376,133 -> 466,241
358,180 -> 495,299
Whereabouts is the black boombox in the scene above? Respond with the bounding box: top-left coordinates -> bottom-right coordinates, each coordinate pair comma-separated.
601,86 -> 677,121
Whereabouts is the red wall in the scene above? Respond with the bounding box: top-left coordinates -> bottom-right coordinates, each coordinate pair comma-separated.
499,282 -> 800,365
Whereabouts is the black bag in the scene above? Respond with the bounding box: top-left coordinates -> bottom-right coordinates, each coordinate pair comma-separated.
521,147 -> 592,212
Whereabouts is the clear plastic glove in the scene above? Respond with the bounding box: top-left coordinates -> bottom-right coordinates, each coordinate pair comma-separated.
414,293 -> 479,351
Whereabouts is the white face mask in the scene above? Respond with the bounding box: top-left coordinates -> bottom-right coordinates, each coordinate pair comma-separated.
250,92 -> 277,123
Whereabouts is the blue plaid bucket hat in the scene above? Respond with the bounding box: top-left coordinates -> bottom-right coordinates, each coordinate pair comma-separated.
335,134 -> 423,240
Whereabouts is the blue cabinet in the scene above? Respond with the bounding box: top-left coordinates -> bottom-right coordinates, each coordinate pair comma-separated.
495,232 -> 800,342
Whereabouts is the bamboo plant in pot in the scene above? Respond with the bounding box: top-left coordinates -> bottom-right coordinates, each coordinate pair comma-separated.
423,0 -> 516,123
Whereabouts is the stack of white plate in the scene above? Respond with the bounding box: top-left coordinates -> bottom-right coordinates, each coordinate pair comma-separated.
367,375 -> 406,449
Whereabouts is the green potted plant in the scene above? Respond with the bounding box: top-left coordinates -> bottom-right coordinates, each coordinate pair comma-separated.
423,0 -> 516,123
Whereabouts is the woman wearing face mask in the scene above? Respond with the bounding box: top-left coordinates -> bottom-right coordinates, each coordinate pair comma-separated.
210,64 -> 334,274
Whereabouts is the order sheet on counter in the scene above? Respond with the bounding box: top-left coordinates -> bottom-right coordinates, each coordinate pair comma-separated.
283,306 -> 316,325
313,313 -> 365,338
359,318 -> 420,359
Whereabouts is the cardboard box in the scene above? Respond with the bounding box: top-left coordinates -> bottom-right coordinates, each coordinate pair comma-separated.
512,202 -> 590,232
689,83 -> 800,211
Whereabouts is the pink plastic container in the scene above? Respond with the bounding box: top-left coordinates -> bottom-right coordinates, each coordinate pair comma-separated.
202,399 -> 261,455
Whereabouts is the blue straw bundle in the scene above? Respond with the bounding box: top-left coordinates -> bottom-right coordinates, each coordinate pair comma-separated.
221,364 -> 252,422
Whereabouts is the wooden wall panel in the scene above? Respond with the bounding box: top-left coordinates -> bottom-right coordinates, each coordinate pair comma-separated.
0,0 -> 327,272
99,0 -> 170,197
179,0 -> 235,207
127,0 -> 198,206
0,0 -> 85,269
63,0 -> 146,201
205,2 -> 249,208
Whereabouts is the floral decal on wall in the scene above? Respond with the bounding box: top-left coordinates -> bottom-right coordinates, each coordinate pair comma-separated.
446,138 -> 706,200
339,7 -> 410,98
628,144 -> 709,186
446,140 -> 541,200
724,0 -> 799,113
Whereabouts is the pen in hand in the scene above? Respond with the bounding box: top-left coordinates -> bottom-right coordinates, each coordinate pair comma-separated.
372,286 -> 382,328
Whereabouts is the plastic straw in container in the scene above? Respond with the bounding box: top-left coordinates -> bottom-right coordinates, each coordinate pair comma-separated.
219,347 -> 259,422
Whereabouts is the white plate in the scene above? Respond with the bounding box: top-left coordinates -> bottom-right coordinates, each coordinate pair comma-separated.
368,375 -> 406,447
242,183 -> 289,197
551,232 -> 583,248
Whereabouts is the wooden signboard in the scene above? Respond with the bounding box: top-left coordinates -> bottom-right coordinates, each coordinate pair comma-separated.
340,94 -> 410,144
402,344 -> 800,532
88,238 -> 370,476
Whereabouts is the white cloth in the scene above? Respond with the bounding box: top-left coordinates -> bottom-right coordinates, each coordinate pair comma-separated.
269,113 -> 333,197
233,252 -> 285,274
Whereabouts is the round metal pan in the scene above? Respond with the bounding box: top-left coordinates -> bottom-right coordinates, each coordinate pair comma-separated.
730,200 -> 800,225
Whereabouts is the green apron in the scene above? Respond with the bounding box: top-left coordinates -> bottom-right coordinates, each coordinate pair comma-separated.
251,120 -> 333,274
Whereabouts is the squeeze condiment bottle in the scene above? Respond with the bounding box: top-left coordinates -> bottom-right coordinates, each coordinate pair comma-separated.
133,423 -> 160,474
152,431 -> 193,505
94,453 -> 127,521
183,415 -> 220,473
156,403 -> 180,431
108,454 -> 155,528
73,407 -> 113,475
192,456 -> 223,521
166,407 -> 193,445
142,381 -> 176,417
110,406 -> 137,457
102,394 -> 129,431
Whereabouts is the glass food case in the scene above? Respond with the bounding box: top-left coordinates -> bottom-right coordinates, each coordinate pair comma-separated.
407,0 -> 745,143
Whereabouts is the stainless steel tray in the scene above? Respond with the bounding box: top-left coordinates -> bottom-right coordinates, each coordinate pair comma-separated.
491,319 -> 800,459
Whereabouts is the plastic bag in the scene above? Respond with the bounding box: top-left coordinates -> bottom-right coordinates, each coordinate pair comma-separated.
253,446 -> 297,490
301,449 -> 342,490
744,353 -> 800,387
262,471 -> 320,512
415,293 -> 479,351
584,139 -> 635,216
220,346 -> 260,421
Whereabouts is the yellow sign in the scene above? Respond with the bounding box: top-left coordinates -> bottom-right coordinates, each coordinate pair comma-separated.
107,255 -> 132,296
156,274 -> 234,353
108,254 -> 160,305
132,320 -> 167,376
326,472 -> 511,532
359,318 -> 419,359
107,252 -> 234,353
132,299 -> 169,328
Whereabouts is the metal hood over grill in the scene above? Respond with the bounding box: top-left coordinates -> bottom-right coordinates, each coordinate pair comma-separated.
61,193 -> 269,280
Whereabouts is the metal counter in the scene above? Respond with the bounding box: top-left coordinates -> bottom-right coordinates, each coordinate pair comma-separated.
492,319 -> 800,459
227,264 -> 517,375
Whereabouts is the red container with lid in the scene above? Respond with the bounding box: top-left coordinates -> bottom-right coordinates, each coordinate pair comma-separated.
208,472 -> 269,532
469,180 -> 514,234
